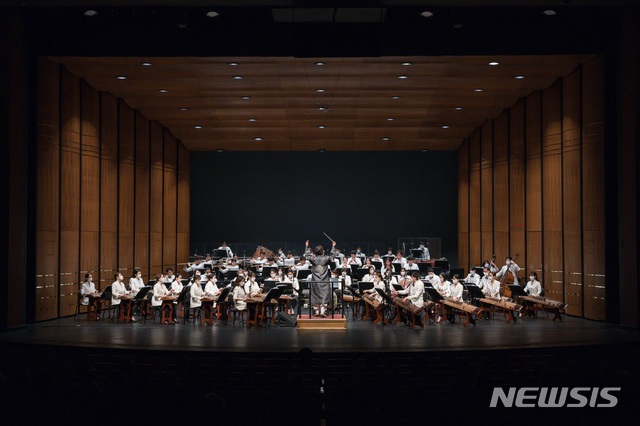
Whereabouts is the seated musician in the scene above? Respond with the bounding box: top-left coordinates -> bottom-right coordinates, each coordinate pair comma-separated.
218,241 -> 234,258
355,246 -> 366,264
464,267 -> 480,285
361,266 -> 375,283
523,271 -> 542,296
363,271 -> 385,302
347,251 -> 362,267
371,250 -> 383,266
80,273 -> 101,313
483,258 -> 499,275
433,273 -> 451,298
418,242 -> 430,261
184,256 -> 205,274
405,257 -> 419,271
111,272 -> 129,307
263,269 -> 279,290
276,248 -> 286,263
152,274 -> 171,321
404,271 -> 425,308
396,268 -> 412,294
384,268 -> 398,289
362,257 -> 374,270
393,251 -> 408,269
163,268 -> 176,285
383,247 -> 396,260
423,268 -> 441,288
339,268 -> 352,290
283,251 -> 296,267
381,258 -> 394,276
478,267 -> 491,292
220,258 -> 240,275
496,256 -> 522,285
244,271 -> 261,297
295,257 -> 310,270
285,270 -> 300,314
448,275 -> 464,302
485,272 -> 501,299
338,256 -> 350,271
203,274 -> 221,298
129,268 -> 145,296
232,277 -> 247,311
264,256 -> 279,269
190,275 -> 204,314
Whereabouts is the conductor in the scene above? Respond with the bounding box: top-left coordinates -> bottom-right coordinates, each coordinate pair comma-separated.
304,239 -> 337,317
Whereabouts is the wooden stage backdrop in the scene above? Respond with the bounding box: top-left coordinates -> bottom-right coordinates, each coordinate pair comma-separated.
458,57 -> 605,321
35,58 -> 190,320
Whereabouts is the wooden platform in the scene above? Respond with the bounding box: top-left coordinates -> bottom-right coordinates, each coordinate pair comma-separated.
297,315 -> 347,330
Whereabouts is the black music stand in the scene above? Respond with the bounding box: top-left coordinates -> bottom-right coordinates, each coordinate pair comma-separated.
392,284 -> 404,292
263,279 -> 278,292
262,266 -> 276,278
358,281 -> 374,293
508,284 -> 527,297
372,260 -> 382,271
392,263 -> 402,274
356,268 -> 369,280
262,286 -> 284,325
277,283 -> 294,295
411,249 -> 423,259
214,249 -> 230,259
296,269 -> 312,280
135,286 -> 151,301
464,284 -> 485,301
434,260 -> 449,272
224,270 -> 238,285
449,268 -> 464,280
376,288 -> 394,323
424,286 -> 444,302
349,264 -> 359,276
216,286 -> 232,325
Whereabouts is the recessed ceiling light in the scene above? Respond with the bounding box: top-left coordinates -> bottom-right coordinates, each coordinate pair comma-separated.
442,125 -> 450,129
194,125 -> 203,129
316,89 -> 326,93
140,62 -> 152,67
515,75 -> 526,79
386,118 -> 395,121
420,11 -> 434,18
318,149 -> 326,153
84,10 -> 98,17
233,76 -> 243,80
391,96 -> 400,99
398,75 -> 409,79
314,62 -> 326,66
116,76 -> 127,80
382,137 -> 391,141
158,89 -> 169,93
543,9 -> 557,16
228,62 -> 238,66
241,96 -> 251,100
179,107 -> 189,111
206,11 -> 220,18
216,149 -> 224,153
248,118 -> 257,122
474,88 -> 484,92
488,61 -> 500,66
317,125 -> 326,129
454,107 -> 464,111
254,137 -> 263,141
401,62 -> 412,66
420,149 -> 429,153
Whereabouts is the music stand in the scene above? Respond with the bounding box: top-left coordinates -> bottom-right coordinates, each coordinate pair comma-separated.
392,263 -> 402,274
356,268 -> 369,280
375,288 -> 393,304
135,286 -> 152,301
392,284 -> 403,292
214,249 -> 230,259
424,286 -> 444,302
434,260 -> 449,272
262,266 -> 277,278
449,268 -> 464,280
464,284 -> 485,300
411,249 -> 423,259
224,270 -> 238,285
276,283 -> 294,295
508,284 -> 527,297
358,281 -> 374,293
474,267 -> 484,276
350,264 -> 359,276
372,260 -> 382,271
263,279 -> 278,292
262,286 -> 284,325
296,269 -> 312,280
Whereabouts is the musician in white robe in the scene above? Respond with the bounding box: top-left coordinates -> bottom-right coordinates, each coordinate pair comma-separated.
283,252 -> 296,267
232,277 -> 247,311
477,267 -> 491,292
361,267 -> 375,283
485,273 -> 501,299
495,256 -> 521,285
203,274 -> 220,298
152,275 -> 169,308
405,257 -> 420,271
423,268 -> 441,289
129,268 -> 145,295
418,242 -> 430,260
218,242 -> 234,258
433,274 -> 451,298
244,272 -> 261,297
80,273 -> 98,306
396,269 -> 412,292
523,272 -> 542,296
448,276 -> 464,302
404,272 -> 425,308
464,268 -> 480,285
363,272 -> 385,303
163,268 -> 176,285
190,275 -> 203,310
393,252 -> 409,270
347,252 -> 362,267
295,258 -> 310,270
111,272 -> 128,307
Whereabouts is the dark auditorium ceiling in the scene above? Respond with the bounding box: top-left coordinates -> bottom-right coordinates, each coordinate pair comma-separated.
20,2 -> 624,151
53,55 -> 592,151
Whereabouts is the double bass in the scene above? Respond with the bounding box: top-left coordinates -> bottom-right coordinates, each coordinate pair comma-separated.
502,253 -> 520,298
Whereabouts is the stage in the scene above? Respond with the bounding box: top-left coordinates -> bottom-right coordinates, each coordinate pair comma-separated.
1,315 -> 638,425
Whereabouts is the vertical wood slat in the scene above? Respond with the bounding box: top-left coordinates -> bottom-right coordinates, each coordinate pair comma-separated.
163,130 -> 177,273
100,93 -> 118,290
541,80 -> 564,302
480,122 -> 493,263
458,139 -> 470,272
35,58 -> 60,321
177,142 -> 191,266
134,111 -> 150,281
118,100 -> 135,280
59,68 -> 81,317
149,122 -> 164,276
562,67 -> 584,317
468,130 -> 481,266
493,111 -> 510,270
509,99 -> 526,275
582,57 -> 606,320
525,91 -> 543,281
80,81 -> 100,292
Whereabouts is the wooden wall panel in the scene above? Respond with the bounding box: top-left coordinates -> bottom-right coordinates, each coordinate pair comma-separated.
582,57 -> 606,320
150,122 -> 164,275
100,93 -> 119,290
541,80 -> 564,301
468,130 -> 481,266
134,112 -> 150,280
80,81 -> 100,286
493,111 -> 510,269
480,121 -> 494,263
163,131 -> 177,272
177,142 -> 191,266
562,67 -> 584,317
118,100 -> 135,279
35,58 -> 60,321
458,139 -> 470,271
59,69 -> 81,317
509,99 -> 526,273
525,91 -> 543,279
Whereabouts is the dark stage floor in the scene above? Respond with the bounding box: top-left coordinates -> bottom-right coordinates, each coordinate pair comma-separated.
1,315 -> 639,425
